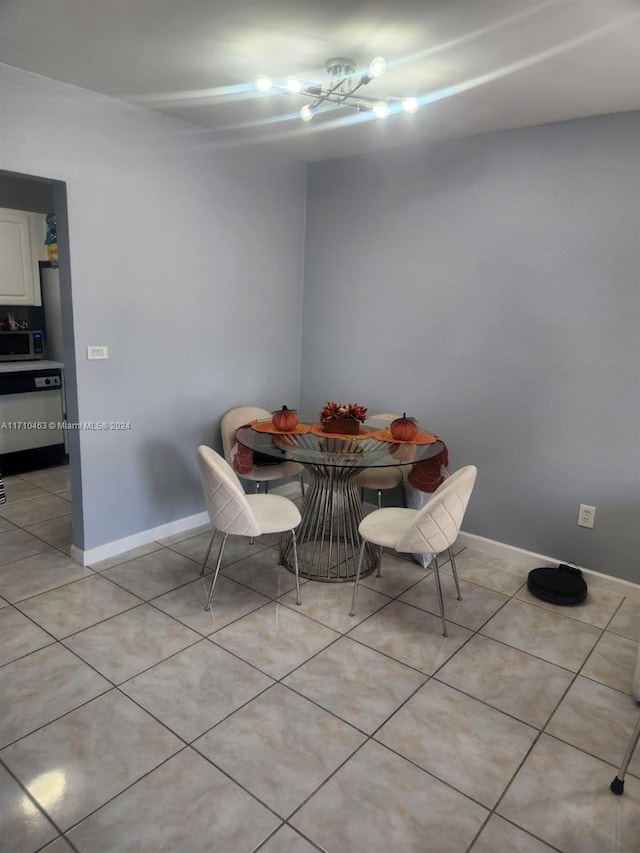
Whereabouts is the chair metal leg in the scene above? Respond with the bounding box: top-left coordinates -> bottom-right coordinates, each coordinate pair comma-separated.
205,532 -> 228,611
249,484 -> 260,545
448,546 -> 462,601
291,529 -> 301,605
377,489 -> 382,509
299,474 -> 305,499
376,544 -> 383,578
350,541 -> 368,617
200,529 -> 217,576
611,713 -> 640,795
432,553 -> 448,637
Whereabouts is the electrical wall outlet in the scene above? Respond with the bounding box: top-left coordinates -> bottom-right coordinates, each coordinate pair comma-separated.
578,504 -> 596,529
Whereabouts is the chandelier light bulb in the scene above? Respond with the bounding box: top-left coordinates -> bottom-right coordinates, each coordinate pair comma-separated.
285,76 -> 303,94
368,57 -> 387,79
372,101 -> 390,119
300,104 -> 315,122
255,75 -> 273,92
402,97 -> 419,114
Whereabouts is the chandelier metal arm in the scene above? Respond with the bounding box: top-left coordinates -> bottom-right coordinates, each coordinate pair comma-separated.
302,72 -> 366,107
321,76 -> 357,106
300,89 -> 384,109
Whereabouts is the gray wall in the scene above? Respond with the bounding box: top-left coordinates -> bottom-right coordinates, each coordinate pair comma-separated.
1,63 -> 306,550
301,112 -> 640,582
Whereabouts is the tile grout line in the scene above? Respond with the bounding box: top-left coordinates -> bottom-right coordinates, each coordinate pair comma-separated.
0,752 -> 75,852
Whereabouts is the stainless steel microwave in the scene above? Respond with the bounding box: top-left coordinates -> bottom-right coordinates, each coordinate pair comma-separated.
0,330 -> 45,361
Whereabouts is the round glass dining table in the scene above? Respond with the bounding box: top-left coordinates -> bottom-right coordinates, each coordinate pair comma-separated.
235,416 -> 444,582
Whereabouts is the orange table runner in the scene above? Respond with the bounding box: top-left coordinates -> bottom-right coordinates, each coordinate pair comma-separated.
371,428 -> 439,445
250,420 -> 376,440
251,422 -> 313,435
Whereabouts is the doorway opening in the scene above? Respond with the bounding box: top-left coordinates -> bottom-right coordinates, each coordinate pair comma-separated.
0,168 -> 83,549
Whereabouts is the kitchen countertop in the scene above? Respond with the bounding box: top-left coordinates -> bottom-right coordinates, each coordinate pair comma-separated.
0,360 -> 64,374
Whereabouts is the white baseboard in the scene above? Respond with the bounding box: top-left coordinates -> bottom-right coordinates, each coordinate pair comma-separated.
70,511 -> 640,601
457,531 -> 640,599
70,511 -> 210,567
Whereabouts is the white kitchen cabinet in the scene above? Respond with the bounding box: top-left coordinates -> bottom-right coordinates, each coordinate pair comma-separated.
0,208 -> 44,305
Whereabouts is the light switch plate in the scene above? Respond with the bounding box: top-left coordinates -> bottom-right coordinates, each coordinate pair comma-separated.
87,345 -> 108,360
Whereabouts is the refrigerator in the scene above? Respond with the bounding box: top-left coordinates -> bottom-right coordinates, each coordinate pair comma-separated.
40,266 -> 64,363
39,265 -> 68,452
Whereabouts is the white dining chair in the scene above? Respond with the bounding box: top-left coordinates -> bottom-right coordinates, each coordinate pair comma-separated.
221,406 -> 305,498
356,413 -> 404,507
197,445 -> 302,610
350,465 -> 477,636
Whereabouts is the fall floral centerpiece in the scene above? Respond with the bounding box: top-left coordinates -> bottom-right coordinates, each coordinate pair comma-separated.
319,401 -> 368,435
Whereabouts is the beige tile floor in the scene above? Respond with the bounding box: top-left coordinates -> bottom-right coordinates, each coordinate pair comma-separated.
1,466 -> 640,851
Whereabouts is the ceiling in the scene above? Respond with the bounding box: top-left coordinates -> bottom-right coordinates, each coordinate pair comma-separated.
1,0 -> 639,162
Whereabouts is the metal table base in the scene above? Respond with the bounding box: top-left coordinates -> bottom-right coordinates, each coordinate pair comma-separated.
281,464 -> 378,581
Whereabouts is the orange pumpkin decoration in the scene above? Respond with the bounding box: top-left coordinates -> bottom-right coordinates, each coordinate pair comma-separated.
272,405 -> 298,432
390,413 -> 418,442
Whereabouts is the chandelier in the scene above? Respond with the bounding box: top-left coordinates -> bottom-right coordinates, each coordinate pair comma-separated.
256,57 -> 420,122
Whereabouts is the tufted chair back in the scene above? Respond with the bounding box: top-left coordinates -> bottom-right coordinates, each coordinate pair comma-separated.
197,445 -> 261,537
396,465 -> 477,555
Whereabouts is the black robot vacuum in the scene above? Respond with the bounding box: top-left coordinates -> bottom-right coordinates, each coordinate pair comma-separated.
527,564 -> 588,606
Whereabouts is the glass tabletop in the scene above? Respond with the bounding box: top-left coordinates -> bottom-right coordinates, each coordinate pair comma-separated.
235,416 -> 444,469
